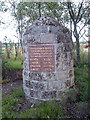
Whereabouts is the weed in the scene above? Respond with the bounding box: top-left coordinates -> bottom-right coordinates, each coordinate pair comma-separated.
20,101 -> 67,119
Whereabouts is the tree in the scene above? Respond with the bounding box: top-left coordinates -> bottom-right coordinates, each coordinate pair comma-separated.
0,1 -> 8,25
3,36 -> 13,59
67,1 -> 89,62
8,1 -> 26,55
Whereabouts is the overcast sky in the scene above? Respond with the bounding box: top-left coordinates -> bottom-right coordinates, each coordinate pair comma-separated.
0,11 -> 18,43
0,0 -> 88,43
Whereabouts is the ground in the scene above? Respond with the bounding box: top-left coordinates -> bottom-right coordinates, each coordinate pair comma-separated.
2,65 -> 89,119
2,79 -> 23,94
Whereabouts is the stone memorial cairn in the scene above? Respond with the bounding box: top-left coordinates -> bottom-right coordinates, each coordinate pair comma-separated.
23,17 -> 74,105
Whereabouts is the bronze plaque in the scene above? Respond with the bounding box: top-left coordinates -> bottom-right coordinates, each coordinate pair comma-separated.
29,45 -> 55,72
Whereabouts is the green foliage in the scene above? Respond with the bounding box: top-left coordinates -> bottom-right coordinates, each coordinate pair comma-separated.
2,87 -> 66,119
2,52 -> 22,70
80,46 -> 88,65
4,58 -> 23,70
73,44 -> 88,66
11,87 -> 24,98
20,101 -> 66,119
2,87 -> 24,118
2,58 -> 8,69
2,63 -> 89,118
2,42 -> 23,70
74,65 -> 88,102
59,88 -> 78,107
71,101 -> 89,118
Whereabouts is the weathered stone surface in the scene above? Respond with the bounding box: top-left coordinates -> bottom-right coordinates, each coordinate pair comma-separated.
30,90 -> 39,98
47,80 -> 62,90
29,72 -> 57,81
68,69 -> 74,77
65,80 -> 71,87
70,76 -> 75,86
42,90 -> 57,99
23,70 -> 29,80
23,16 -> 74,105
40,33 -> 56,43
57,70 -> 69,80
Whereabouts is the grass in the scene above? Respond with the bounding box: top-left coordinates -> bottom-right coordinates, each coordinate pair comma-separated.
74,65 -> 88,102
2,46 -> 23,70
20,101 -> 66,119
2,87 -> 24,118
6,58 -> 23,69
73,46 -> 88,65
2,64 -> 89,119
2,58 -> 23,70
80,46 -> 88,64
2,87 -> 66,119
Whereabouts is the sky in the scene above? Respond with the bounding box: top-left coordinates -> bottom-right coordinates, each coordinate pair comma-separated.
0,11 -> 18,43
0,1 -> 18,43
0,0 -> 88,43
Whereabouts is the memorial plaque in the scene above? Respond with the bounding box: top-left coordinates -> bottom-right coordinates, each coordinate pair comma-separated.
29,45 -> 55,72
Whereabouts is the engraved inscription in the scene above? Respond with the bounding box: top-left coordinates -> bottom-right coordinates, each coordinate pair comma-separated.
29,45 -> 55,72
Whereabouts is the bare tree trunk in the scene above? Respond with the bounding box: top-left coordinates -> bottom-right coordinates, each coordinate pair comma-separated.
5,43 -> 10,59
76,34 -> 80,63
70,18 -> 72,38
18,19 -> 23,56
38,2 -> 41,18
15,43 -> 18,60
74,22 -> 80,62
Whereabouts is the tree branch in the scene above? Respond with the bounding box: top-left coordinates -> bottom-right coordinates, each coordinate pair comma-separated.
67,2 -> 75,22
79,21 -> 88,34
76,0 -> 84,23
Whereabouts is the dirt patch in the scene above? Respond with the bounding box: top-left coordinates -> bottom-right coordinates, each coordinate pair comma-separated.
2,69 -> 22,82
2,80 -> 23,95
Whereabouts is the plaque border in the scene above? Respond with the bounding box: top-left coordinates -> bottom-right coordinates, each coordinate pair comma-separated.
28,44 -> 56,73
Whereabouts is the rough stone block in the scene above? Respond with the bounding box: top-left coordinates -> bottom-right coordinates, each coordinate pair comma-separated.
29,72 -> 42,80
30,90 -> 38,98
27,34 -> 41,44
65,80 -> 71,88
42,90 -> 57,99
56,62 -> 63,71
43,73 -> 57,81
23,70 -> 29,80
47,80 -> 62,91
70,76 -> 75,86
29,72 -> 57,81
57,70 -> 68,80
40,33 -> 56,43
23,87 -> 30,97
23,62 -> 29,71
68,69 -> 74,78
